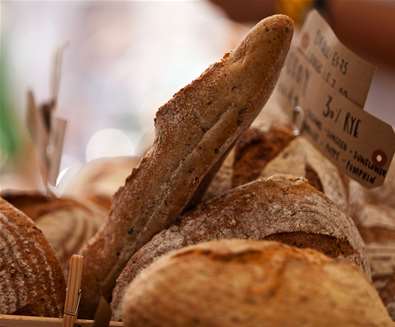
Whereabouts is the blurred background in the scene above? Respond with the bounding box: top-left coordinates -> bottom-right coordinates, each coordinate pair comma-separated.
0,0 -> 394,192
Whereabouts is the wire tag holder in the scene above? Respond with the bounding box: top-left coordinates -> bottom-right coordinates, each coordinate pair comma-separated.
292,106 -> 305,136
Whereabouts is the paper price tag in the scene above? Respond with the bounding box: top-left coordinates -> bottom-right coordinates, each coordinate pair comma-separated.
48,117 -> 67,186
276,10 -> 395,188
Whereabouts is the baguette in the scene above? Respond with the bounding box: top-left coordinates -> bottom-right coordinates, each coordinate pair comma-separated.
79,14 -> 293,317
112,175 -> 368,319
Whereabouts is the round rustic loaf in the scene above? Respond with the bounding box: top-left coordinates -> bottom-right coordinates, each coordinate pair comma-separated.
0,197 -> 66,316
348,170 -> 395,319
2,191 -> 85,221
350,161 -> 395,210
204,97 -> 295,201
2,191 -> 105,272
122,239 -> 391,327
234,134 -> 349,213
62,156 -> 139,211
112,175 -> 368,319
35,203 -> 105,272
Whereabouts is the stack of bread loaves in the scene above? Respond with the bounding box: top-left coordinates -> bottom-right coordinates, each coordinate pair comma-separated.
0,14 -> 392,326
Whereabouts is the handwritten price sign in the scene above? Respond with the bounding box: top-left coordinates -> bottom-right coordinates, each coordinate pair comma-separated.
276,10 -> 395,188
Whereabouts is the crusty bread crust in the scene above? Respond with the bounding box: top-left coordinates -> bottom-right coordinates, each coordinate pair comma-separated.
79,15 -> 293,317
349,174 -> 395,319
112,175 -> 368,319
121,240 -> 391,327
1,191 -> 105,273
232,126 -> 294,187
0,198 -> 65,316
36,204 -> 105,272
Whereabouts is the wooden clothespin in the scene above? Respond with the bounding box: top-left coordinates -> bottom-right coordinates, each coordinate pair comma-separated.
63,255 -> 84,327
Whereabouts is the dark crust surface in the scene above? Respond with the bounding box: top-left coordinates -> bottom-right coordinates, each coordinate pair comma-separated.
232,126 -> 294,187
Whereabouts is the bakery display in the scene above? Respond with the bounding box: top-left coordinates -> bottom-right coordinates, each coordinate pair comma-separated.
111,174 -> 368,319
121,239 -> 392,327
79,14 -> 294,317
1,8 -> 394,326
0,197 -> 66,317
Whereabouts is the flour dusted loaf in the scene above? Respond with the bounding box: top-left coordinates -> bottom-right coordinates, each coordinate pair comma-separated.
2,191 -> 105,272
122,239 -> 391,327
0,197 -> 65,316
111,175 -> 368,319
79,15 -> 293,317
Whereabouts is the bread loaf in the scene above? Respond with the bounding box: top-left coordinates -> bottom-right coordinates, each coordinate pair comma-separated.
62,156 -> 140,211
0,197 -> 65,316
79,15 -> 293,317
261,138 -> 349,212
202,149 -> 235,201
351,161 -> 395,209
203,94 -> 294,200
122,239 -> 391,327
2,191 -> 105,272
1,191 -> 78,221
35,203 -> 105,272
349,173 -> 395,319
232,125 -> 294,187
112,175 -> 368,319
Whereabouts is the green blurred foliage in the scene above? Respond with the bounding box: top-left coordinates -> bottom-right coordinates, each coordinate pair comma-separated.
0,42 -> 21,161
